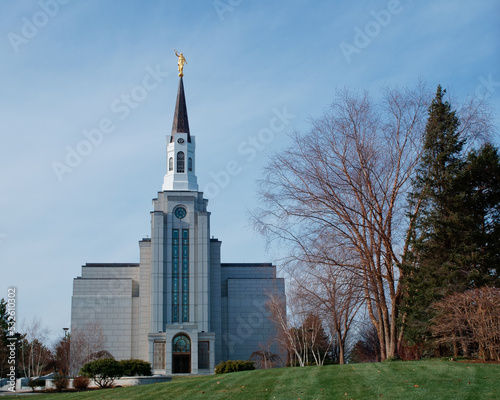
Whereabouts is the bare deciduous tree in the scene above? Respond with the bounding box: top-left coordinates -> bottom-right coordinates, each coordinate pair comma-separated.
69,322 -> 106,376
53,334 -> 70,376
267,291 -> 321,367
349,321 -> 381,363
266,291 -> 304,366
292,258 -> 364,364
266,290 -> 334,366
300,312 -> 334,365
431,287 -> 500,361
250,350 -> 282,369
19,318 -> 52,378
254,85 -> 430,359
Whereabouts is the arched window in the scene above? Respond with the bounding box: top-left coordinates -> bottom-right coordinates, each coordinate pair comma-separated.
188,157 -> 193,172
172,335 -> 191,353
172,334 -> 191,374
169,157 -> 173,171
177,152 -> 185,173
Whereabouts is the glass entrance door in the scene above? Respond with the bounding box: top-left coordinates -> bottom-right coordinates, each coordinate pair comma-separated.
172,334 -> 191,374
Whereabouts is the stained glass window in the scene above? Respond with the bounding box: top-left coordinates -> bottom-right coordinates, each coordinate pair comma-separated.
172,229 -> 179,322
172,335 -> 191,353
182,229 -> 189,322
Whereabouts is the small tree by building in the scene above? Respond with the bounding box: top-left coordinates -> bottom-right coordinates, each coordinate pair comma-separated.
53,334 -> 70,376
72,375 -> 90,390
80,358 -> 124,388
250,350 -> 281,369
70,322 -> 106,376
52,374 -> 69,392
18,318 -> 52,379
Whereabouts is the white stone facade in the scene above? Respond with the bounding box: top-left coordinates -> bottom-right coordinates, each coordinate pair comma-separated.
70,76 -> 286,375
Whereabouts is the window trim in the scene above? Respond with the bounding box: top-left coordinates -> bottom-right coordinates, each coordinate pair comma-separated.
177,152 -> 185,173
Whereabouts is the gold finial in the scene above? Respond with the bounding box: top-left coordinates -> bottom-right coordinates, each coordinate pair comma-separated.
174,49 -> 187,77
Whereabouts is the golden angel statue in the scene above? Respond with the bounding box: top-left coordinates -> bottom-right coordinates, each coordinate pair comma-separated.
174,49 -> 187,77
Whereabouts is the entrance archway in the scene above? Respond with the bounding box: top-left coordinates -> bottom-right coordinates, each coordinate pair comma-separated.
172,334 -> 191,373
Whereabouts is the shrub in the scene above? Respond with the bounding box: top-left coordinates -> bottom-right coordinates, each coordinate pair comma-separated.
215,360 -> 255,374
432,287 -> 500,361
73,375 -> 90,390
119,359 -> 152,376
53,375 -> 69,392
80,358 -> 124,388
27,379 -> 44,392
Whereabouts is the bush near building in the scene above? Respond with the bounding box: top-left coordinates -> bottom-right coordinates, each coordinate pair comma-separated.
119,359 -> 152,376
53,374 -> 69,392
215,360 -> 255,374
72,375 -> 90,390
80,358 -> 123,388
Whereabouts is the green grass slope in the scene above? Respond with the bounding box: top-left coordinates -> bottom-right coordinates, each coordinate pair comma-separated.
21,360 -> 500,400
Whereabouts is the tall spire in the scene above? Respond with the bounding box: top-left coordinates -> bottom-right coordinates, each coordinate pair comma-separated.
162,74 -> 198,192
171,77 -> 191,142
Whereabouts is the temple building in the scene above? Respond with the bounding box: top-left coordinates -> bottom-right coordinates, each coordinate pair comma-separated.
70,64 -> 285,375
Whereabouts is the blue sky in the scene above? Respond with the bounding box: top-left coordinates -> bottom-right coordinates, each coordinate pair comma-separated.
1,0 -> 499,341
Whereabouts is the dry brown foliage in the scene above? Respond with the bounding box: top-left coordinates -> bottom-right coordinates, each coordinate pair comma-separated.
431,287 -> 500,361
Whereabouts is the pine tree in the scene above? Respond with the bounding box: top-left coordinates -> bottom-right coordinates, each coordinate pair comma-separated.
401,86 -> 500,353
459,143 -> 500,285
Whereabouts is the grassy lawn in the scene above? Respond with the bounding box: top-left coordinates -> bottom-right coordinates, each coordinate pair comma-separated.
14,360 -> 500,400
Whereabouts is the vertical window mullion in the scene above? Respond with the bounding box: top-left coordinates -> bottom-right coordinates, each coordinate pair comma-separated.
177,152 -> 185,173
172,229 -> 179,322
182,229 -> 189,322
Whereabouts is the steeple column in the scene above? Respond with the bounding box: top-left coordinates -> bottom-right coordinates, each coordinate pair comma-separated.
162,77 -> 198,192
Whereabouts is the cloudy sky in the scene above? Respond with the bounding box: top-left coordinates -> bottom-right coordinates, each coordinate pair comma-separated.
1,0 -> 499,341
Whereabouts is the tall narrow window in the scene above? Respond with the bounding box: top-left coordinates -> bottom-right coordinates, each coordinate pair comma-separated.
172,229 -> 179,322
188,157 -> 193,172
198,341 -> 209,369
177,152 -> 185,173
169,157 -> 173,171
182,229 -> 189,322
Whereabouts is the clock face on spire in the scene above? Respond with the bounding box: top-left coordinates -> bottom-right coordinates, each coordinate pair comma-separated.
174,207 -> 187,219
177,138 -> 185,144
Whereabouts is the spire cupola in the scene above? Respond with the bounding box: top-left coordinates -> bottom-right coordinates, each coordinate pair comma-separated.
171,77 -> 191,143
162,51 -> 198,192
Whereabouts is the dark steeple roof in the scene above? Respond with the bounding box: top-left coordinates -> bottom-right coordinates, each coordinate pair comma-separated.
171,76 -> 191,142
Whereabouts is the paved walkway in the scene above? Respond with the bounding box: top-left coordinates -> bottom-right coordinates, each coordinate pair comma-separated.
0,389 -> 39,396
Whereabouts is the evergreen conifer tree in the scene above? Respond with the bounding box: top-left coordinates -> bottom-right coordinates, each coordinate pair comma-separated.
401,86 -> 500,351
